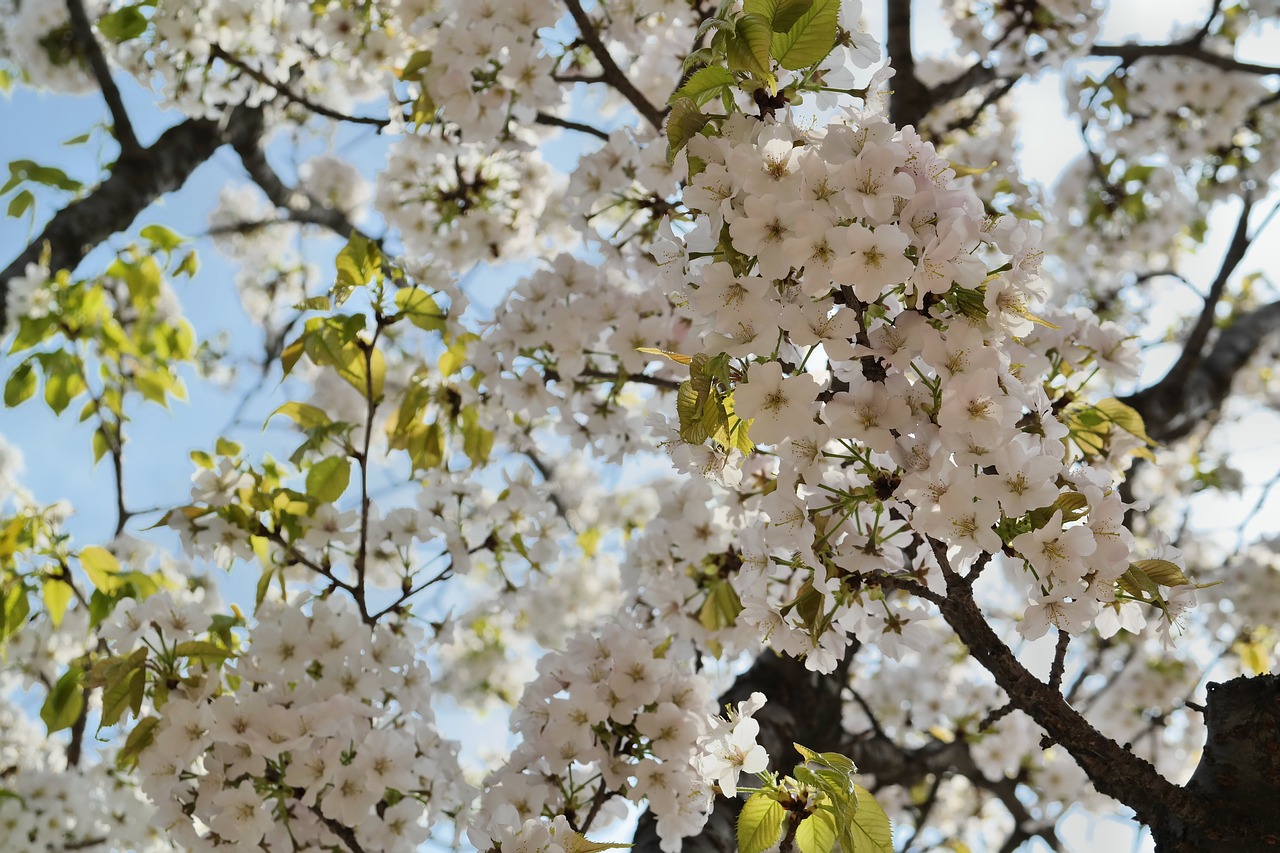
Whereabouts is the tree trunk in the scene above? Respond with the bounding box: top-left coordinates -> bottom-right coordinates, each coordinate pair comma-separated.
1152,674 -> 1280,851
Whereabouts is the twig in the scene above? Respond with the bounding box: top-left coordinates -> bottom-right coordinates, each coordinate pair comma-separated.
211,45 -> 391,128
534,111 -> 610,141
562,0 -> 665,130
65,0 -> 139,153
1091,41 -> 1280,76
1048,629 -> 1071,693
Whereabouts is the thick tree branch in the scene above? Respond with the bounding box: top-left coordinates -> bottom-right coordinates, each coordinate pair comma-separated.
929,545 -> 1215,838
0,105 -> 264,330
65,0 -> 139,153
563,0 -> 665,131
886,0 -> 929,128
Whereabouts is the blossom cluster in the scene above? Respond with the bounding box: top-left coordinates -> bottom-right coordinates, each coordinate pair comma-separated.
113,595 -> 467,852
474,622 -> 718,853
657,101 -> 1167,668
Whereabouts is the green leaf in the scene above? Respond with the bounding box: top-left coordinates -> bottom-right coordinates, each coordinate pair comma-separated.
42,578 -> 73,628
176,250 -> 200,278
80,545 -> 123,594
1095,397 -> 1156,446
845,785 -> 893,853
1,582 -> 30,644
4,360 -> 36,406
39,351 -> 87,415
671,66 -> 737,107
306,456 -> 351,503
97,6 -> 149,42
395,287 -> 447,332
173,640 -> 234,663
3,160 -> 82,194
461,408 -> 494,466
407,421 -> 446,472
666,97 -> 711,163
795,810 -> 837,853
294,296 -> 332,312
771,0 -> 816,31
280,335 -> 305,378
140,224 -> 185,252
99,658 -> 146,727
267,401 -> 332,431
40,665 -> 84,733
334,232 -> 381,303
738,793 -> 786,853
1130,559 -> 1189,588
6,189 -> 33,219
770,0 -> 840,70
728,14 -> 775,81
118,715 -> 160,769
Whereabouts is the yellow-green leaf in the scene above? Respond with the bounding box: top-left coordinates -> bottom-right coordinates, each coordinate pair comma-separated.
728,14 -> 776,82
306,456 -> 350,503
770,0 -> 839,70
40,665 -> 84,733
666,97 -> 711,163
267,401 -> 331,431
80,546 -> 123,594
845,784 -> 893,853
738,793 -> 786,853
42,578 -> 73,628
795,810 -> 837,853
670,66 -> 736,107
395,288 -> 447,332
118,715 -> 160,770
4,360 -> 36,406
1130,558 -> 1188,588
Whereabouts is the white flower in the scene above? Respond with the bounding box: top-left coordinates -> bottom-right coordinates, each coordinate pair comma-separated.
695,692 -> 769,797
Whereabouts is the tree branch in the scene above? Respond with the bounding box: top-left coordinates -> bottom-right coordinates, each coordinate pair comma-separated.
562,0 -> 665,131
1122,198 -> 1275,443
65,0 -> 139,153
930,542 -> 1206,835
1091,41 -> 1280,76
211,45 -> 391,128
0,105 -> 264,331
886,0 -> 929,128
228,131 -> 362,240
534,111 -> 611,141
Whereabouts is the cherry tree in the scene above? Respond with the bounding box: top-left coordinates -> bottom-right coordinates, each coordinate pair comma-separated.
1,1 -> 1279,852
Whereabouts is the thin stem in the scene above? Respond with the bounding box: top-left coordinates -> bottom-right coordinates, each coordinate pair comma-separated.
534,111 -> 611,140
212,45 -> 391,127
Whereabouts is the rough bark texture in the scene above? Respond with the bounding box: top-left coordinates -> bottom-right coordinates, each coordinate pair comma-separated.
1153,675 -> 1280,851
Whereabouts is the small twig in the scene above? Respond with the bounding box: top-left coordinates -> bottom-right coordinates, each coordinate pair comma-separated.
1048,629 -> 1071,693
212,45 -> 391,128
562,0 -> 665,130
65,0 -> 139,153
534,111 -> 611,141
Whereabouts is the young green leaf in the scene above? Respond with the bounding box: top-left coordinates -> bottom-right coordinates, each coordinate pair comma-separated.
306,456 -> 351,503
738,793 -> 786,853
770,0 -> 840,70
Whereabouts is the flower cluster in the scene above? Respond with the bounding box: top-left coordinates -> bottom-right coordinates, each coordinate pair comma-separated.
121,597 -> 467,852
658,99 -> 1176,668
475,622 -> 716,853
